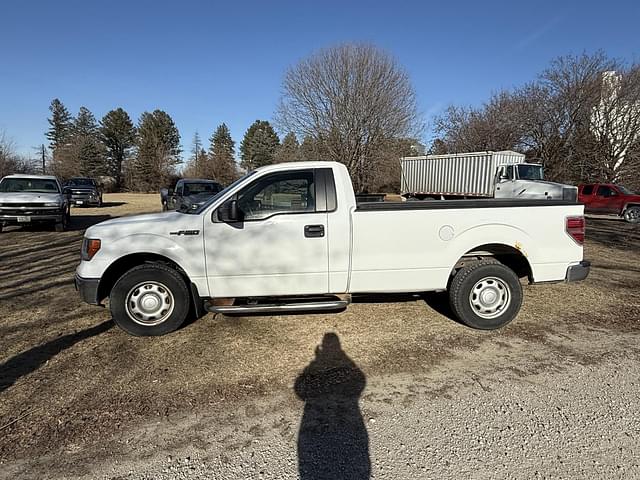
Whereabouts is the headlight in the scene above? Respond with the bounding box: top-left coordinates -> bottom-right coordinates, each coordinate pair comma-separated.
81,238 -> 101,261
44,202 -> 60,207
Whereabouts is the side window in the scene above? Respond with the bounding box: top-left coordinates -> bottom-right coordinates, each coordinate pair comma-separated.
596,185 -> 615,197
176,184 -> 183,196
581,185 -> 594,195
506,165 -> 514,180
237,170 -> 316,221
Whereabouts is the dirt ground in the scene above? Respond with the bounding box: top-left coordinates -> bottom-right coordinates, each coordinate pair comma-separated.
0,194 -> 639,478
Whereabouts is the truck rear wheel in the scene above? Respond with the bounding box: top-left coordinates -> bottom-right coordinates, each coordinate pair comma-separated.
110,264 -> 190,336
448,260 -> 522,330
624,206 -> 640,223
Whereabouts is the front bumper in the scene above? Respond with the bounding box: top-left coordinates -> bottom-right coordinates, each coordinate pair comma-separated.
75,274 -> 101,305
0,213 -> 63,224
70,195 -> 100,206
565,260 -> 591,282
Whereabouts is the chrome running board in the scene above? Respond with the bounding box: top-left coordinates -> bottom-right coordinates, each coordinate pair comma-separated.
205,296 -> 350,314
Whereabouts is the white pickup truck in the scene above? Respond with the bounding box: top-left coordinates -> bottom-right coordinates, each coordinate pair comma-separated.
76,161 -> 590,336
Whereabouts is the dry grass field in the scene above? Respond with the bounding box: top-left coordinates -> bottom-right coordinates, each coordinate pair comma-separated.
0,193 -> 638,477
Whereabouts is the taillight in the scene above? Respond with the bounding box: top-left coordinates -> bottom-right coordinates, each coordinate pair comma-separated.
566,216 -> 585,245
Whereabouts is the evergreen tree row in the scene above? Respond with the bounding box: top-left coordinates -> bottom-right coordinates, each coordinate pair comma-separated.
46,99 -> 314,192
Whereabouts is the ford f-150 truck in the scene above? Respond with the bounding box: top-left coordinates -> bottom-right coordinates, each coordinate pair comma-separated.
76,161 -> 590,336
578,183 -> 640,223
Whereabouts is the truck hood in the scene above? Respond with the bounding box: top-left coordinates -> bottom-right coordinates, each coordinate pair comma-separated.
85,211 -> 202,238
0,192 -> 62,204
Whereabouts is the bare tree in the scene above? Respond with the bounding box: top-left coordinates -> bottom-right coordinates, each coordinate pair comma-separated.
277,43 -> 421,191
0,131 -> 37,177
432,51 -> 640,186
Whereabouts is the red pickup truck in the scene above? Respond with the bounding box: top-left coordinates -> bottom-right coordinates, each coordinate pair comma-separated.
578,183 -> 640,223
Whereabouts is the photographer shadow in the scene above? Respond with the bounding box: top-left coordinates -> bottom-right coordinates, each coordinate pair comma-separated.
294,333 -> 370,480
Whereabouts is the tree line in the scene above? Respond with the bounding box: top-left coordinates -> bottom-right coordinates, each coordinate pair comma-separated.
431,51 -> 640,189
45,100 -> 363,191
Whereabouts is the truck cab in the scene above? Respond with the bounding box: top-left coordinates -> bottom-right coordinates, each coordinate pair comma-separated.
161,178 -> 224,212
495,163 -> 577,201
578,183 -> 640,222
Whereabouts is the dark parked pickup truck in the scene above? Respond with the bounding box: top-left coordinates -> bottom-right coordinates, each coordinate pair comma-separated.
160,178 -> 223,212
578,183 -> 640,223
65,177 -> 103,207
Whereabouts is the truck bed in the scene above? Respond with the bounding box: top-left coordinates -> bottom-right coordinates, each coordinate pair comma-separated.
355,199 -> 577,211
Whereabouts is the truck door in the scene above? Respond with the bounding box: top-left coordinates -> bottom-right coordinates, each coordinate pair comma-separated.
593,185 -> 618,214
204,169 -> 330,298
494,165 -> 516,198
578,184 -> 594,211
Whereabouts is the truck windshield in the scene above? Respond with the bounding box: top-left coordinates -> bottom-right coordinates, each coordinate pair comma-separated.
186,171 -> 257,215
618,185 -> 636,195
184,182 -> 222,195
517,165 -> 544,181
67,178 -> 95,186
0,178 -> 60,193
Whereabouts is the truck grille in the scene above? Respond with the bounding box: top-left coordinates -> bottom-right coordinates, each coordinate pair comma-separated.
0,202 -> 47,208
0,207 -> 60,215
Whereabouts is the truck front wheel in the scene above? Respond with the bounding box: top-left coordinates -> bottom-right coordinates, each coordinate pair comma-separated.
110,264 -> 190,336
448,260 -> 523,330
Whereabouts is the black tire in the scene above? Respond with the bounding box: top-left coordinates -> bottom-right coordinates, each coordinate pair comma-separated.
54,207 -> 70,232
448,260 -> 522,330
110,263 -> 190,336
623,206 -> 640,223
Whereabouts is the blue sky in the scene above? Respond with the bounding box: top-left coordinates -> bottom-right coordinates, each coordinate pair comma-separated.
1,0 -> 638,161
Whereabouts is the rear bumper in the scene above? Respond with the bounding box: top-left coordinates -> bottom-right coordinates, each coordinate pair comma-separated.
75,274 -> 101,305
565,260 -> 591,282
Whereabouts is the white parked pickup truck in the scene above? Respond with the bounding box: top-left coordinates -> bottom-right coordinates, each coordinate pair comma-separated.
75,161 -> 590,336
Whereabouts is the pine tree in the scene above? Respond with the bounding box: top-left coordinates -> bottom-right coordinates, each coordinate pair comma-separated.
47,99 -> 76,179
100,108 -> 136,189
133,110 -> 181,191
275,132 -> 300,163
208,123 -> 238,184
46,99 -> 73,150
240,120 -> 280,170
71,107 -> 106,177
300,135 -> 329,161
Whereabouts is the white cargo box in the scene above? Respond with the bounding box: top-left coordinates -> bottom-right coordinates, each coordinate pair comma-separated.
401,150 -> 526,197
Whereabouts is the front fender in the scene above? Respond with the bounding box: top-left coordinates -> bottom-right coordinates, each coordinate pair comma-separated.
76,232 -> 207,294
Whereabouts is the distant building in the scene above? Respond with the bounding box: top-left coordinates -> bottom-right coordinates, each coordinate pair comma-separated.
591,71 -> 640,179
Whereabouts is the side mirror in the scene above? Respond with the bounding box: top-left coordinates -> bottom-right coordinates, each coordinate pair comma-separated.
62,187 -> 71,195
218,199 -> 243,223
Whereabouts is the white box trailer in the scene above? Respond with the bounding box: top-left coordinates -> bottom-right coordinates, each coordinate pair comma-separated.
401,151 -> 525,198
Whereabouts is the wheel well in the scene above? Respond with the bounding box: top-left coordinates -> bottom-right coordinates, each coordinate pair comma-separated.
455,243 -> 532,281
624,203 -> 640,211
97,253 -> 188,303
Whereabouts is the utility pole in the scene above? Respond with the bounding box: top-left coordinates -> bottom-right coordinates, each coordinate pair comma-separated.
41,144 -> 46,174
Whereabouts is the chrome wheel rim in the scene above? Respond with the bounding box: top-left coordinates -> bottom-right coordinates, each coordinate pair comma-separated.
626,209 -> 640,223
125,281 -> 175,326
469,276 -> 511,319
